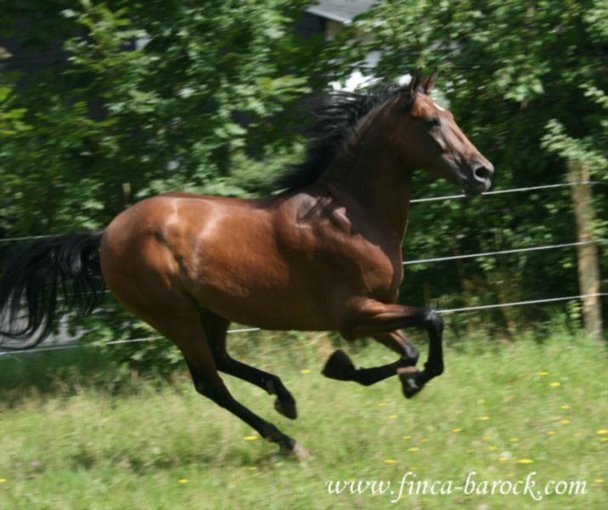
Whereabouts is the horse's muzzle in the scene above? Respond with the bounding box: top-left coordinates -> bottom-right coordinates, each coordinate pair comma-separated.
463,162 -> 494,195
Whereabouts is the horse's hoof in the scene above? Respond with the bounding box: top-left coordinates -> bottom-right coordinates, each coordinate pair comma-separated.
398,366 -> 421,399
283,441 -> 311,462
322,349 -> 355,381
274,397 -> 298,420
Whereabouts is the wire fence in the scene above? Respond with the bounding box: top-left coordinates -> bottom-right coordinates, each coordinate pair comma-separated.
0,180 -> 605,357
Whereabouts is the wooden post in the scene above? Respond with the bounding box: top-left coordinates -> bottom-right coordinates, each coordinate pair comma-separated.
568,162 -> 603,340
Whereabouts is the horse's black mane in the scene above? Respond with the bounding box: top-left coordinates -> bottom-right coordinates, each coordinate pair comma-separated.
273,83 -> 407,192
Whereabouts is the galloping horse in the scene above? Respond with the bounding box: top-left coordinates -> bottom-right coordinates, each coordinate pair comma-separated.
0,73 -> 493,459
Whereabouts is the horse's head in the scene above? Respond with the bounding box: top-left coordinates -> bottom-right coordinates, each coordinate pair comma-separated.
390,72 -> 494,195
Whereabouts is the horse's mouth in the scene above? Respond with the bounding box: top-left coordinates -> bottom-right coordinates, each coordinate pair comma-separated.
461,174 -> 492,196
462,181 -> 488,196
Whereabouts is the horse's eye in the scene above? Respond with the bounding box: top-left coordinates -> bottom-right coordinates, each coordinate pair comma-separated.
426,117 -> 441,128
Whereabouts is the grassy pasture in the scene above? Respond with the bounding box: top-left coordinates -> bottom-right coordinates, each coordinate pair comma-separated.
0,331 -> 606,509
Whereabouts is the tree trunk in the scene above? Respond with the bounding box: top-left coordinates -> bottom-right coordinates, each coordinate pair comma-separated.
568,162 -> 603,341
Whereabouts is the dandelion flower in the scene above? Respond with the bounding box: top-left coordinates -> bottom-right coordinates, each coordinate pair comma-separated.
388,414 -> 398,420
408,447 -> 419,453
596,429 -> 608,435
549,381 -> 561,388
452,428 -> 462,433
594,479 -> 604,485
560,404 -> 571,410
516,459 -> 534,464
0,478 -> 7,484
384,459 -> 398,464
477,416 -> 490,421
300,369 -> 311,374
546,430 -> 557,436
178,479 -> 189,484
560,419 -> 571,425
244,435 -> 259,441
538,371 -> 549,376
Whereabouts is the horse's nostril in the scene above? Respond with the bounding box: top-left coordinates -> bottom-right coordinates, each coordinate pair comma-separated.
473,165 -> 493,181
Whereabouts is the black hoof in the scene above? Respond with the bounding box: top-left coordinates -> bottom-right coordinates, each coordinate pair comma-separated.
322,349 -> 356,381
398,366 -> 422,399
274,397 -> 298,420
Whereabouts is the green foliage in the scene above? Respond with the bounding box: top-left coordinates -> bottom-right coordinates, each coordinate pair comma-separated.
0,0 -> 316,237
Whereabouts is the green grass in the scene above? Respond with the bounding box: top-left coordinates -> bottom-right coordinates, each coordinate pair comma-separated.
0,331 -> 607,509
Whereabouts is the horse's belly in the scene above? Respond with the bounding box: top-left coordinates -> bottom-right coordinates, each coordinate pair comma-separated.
193,283 -> 335,331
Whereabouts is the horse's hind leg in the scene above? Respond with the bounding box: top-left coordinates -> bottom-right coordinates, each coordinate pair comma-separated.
322,330 -> 418,386
200,309 -> 297,419
110,290 -> 306,459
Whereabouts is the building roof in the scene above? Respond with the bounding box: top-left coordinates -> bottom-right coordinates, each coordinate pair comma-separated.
307,0 -> 376,24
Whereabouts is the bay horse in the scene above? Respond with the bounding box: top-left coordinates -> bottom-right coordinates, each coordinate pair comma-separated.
0,72 -> 493,459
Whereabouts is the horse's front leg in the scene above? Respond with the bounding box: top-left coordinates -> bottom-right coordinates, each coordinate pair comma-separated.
322,329 -> 418,386
340,300 -> 444,398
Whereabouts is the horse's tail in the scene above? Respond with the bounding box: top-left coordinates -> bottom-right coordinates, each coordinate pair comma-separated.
0,231 -> 105,349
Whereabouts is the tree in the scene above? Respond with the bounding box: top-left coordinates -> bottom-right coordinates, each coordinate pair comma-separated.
0,0 -> 319,236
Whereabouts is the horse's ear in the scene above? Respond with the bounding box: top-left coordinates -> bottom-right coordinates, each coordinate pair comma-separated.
422,70 -> 438,94
403,69 -> 422,100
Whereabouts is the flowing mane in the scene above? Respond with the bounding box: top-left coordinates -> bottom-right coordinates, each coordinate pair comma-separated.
274,83 -> 408,192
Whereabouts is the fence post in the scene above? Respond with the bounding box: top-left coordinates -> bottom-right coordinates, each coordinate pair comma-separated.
568,162 -> 603,341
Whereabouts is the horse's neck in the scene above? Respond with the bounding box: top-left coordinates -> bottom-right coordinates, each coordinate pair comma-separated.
320,145 -> 413,242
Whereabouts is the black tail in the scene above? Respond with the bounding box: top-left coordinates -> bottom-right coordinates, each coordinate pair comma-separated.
0,231 -> 105,349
